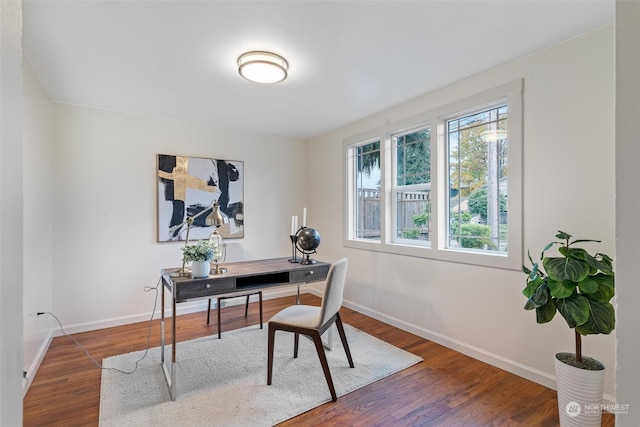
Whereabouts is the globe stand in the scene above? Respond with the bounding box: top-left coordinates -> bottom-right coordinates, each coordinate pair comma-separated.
300,251 -> 317,265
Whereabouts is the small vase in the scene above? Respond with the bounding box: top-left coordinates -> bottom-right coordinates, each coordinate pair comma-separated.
190,260 -> 210,278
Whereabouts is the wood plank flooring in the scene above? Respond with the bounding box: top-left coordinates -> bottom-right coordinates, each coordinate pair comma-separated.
23,294 -> 615,426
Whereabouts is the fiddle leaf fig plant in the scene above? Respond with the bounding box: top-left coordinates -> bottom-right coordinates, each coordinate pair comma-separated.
522,231 -> 615,365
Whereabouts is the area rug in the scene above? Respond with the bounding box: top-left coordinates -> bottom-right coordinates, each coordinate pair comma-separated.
99,323 -> 422,426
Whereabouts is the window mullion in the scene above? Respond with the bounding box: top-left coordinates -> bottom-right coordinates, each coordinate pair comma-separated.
433,118 -> 446,250
381,133 -> 393,245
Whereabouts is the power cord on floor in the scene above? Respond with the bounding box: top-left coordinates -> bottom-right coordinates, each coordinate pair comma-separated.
37,277 -> 162,375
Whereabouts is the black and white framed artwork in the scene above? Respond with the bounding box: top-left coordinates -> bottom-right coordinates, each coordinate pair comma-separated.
157,154 -> 244,242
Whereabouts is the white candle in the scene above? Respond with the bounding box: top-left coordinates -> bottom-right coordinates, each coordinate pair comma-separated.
291,215 -> 295,235
303,207 -> 307,227
294,215 -> 298,232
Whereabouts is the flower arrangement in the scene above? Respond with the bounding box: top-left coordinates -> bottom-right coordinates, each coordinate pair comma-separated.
181,240 -> 216,263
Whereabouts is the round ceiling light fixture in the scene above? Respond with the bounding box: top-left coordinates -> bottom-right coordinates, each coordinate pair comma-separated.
237,51 -> 288,84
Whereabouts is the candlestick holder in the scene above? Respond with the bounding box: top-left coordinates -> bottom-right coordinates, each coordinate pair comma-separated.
288,234 -> 299,263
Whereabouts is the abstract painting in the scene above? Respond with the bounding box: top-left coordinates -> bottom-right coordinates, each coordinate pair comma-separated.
157,154 -> 244,241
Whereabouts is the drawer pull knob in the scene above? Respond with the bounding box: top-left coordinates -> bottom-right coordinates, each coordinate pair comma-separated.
205,283 -> 211,289
308,271 -> 314,275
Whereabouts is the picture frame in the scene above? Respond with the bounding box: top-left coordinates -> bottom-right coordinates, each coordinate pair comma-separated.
157,154 -> 244,242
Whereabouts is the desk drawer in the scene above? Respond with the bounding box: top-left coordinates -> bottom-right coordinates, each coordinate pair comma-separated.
176,278 -> 235,301
290,264 -> 329,284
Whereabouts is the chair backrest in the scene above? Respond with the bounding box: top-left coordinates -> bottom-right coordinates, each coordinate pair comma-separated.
318,258 -> 349,325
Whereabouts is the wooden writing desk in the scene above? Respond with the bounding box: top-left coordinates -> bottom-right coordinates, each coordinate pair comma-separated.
160,257 -> 331,400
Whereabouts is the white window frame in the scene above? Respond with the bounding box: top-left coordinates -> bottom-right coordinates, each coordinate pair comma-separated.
344,80 -> 523,270
346,137 -> 383,242
391,126 -> 432,248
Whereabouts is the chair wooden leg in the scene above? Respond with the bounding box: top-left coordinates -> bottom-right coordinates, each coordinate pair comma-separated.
311,330 -> 337,402
293,333 -> 299,358
217,297 -> 222,339
206,299 -> 212,324
335,313 -> 355,368
244,294 -> 250,317
267,325 -> 276,385
258,291 -> 263,329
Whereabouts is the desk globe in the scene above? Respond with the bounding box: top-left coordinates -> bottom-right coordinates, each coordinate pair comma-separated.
296,227 -> 321,264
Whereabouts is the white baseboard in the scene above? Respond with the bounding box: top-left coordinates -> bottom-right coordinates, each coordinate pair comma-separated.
333,294 -> 616,405
23,328 -> 55,397
25,286 -> 616,405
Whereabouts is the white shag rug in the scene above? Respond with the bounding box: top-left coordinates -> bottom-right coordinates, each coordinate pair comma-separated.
100,323 -> 422,426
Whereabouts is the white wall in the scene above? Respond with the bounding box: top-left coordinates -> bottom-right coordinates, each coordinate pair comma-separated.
51,105 -> 307,328
1,0 -> 24,424
22,57 -> 54,391
615,0 -> 640,424
307,26 -> 617,399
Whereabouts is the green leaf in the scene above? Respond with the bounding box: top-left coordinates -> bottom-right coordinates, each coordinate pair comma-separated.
589,273 -> 615,302
535,299 -> 556,323
528,262 -> 540,281
570,238 -> 601,245
562,247 -> 591,261
556,231 -> 572,240
577,277 -> 599,294
556,294 -> 590,328
591,253 -> 614,275
540,242 -> 558,260
575,298 -> 615,335
543,256 -> 590,282
524,283 -> 549,308
547,279 -> 575,299
524,298 -> 536,310
599,252 -> 613,267
572,248 -> 608,274
522,276 -> 543,298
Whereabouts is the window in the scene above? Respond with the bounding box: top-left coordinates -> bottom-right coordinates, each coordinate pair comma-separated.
447,105 -> 508,253
352,140 -> 381,241
345,80 -> 522,270
393,127 -> 431,245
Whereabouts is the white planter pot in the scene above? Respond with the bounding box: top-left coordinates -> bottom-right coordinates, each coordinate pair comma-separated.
190,260 -> 210,278
555,352 -> 605,427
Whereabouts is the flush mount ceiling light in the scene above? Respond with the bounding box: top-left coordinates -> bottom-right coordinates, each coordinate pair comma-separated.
237,51 -> 288,84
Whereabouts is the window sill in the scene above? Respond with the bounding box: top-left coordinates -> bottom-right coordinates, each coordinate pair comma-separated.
343,238 -> 520,271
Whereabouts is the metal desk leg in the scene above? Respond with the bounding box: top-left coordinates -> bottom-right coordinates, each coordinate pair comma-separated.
160,276 -> 177,401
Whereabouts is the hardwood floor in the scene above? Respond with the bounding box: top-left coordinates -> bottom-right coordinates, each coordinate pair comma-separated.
24,294 -> 615,426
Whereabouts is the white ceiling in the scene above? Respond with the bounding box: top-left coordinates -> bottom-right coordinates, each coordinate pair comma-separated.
22,1 -> 614,140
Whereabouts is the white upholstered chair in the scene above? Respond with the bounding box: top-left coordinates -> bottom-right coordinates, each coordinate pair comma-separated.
267,258 -> 354,401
